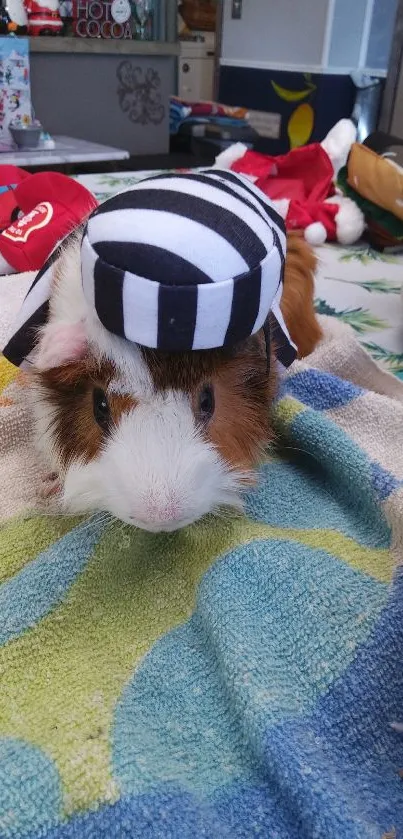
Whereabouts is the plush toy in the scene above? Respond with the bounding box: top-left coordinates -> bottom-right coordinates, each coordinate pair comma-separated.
338,163 -> 403,250
0,0 -> 28,33
215,119 -> 365,246
336,132 -> 403,250
24,0 -> 63,34
347,140 -> 403,220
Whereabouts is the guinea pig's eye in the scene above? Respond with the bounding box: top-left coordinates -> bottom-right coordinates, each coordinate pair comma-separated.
198,384 -> 215,424
93,387 -> 110,430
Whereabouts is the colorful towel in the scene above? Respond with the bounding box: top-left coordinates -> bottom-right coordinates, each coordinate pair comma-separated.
169,96 -> 249,134
0,301 -> 402,838
169,97 -> 192,134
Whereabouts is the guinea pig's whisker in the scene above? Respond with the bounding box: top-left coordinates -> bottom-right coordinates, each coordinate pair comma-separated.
34,423 -> 58,449
278,444 -> 323,465
222,468 -> 255,491
275,445 -> 340,505
73,512 -> 114,533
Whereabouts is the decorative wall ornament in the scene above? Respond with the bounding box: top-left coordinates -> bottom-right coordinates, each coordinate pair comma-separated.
117,62 -> 165,125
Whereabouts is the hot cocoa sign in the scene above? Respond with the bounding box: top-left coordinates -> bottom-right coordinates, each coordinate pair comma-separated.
75,0 -> 132,39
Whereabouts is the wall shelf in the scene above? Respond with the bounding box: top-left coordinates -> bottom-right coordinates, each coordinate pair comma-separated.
28,36 -> 179,56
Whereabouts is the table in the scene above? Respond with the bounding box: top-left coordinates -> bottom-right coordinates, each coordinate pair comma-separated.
0,135 -> 130,168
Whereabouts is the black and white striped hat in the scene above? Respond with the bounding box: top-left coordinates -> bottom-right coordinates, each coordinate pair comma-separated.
3,169 -> 296,368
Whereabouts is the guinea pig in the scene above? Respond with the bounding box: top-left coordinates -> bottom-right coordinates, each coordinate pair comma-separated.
27,229 -> 321,532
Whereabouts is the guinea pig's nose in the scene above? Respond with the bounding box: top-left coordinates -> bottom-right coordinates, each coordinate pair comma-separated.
145,498 -> 180,524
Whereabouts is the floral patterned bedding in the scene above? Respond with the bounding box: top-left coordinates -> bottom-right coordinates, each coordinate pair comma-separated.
76,171 -> 403,379
314,243 -> 403,379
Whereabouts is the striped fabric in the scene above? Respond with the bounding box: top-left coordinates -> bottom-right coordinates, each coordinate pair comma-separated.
2,237 -> 70,370
3,170 -> 296,367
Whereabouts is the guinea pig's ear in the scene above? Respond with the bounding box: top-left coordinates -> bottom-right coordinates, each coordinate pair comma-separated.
34,320 -> 87,370
239,330 -> 267,362
281,232 -> 322,358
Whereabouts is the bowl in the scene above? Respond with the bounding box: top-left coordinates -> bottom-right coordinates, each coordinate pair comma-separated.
179,1 -> 216,31
9,125 -> 42,149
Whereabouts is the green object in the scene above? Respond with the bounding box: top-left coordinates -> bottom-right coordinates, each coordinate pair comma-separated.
338,165 -> 403,240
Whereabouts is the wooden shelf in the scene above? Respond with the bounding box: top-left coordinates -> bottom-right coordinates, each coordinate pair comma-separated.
29,36 -> 179,56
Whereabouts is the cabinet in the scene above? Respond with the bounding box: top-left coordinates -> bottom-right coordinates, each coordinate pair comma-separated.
178,34 -> 215,101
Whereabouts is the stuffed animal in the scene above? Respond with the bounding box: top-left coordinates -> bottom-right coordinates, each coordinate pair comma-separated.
24,0 -> 63,34
337,132 -> 403,250
215,119 -> 365,246
0,0 -> 28,33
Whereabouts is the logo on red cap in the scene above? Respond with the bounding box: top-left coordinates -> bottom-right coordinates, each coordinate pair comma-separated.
2,202 -> 54,244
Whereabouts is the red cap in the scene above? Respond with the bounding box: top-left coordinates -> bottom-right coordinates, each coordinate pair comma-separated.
0,171 -> 98,272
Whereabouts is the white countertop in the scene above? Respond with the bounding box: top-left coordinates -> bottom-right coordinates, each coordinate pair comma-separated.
0,135 -> 130,167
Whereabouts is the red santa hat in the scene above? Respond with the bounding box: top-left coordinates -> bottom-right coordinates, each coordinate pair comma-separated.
215,119 -> 365,246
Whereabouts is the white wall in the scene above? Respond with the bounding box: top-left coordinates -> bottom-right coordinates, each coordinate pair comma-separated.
220,0 -> 397,75
221,0 -> 330,69
366,0 -> 398,70
327,0 -> 368,69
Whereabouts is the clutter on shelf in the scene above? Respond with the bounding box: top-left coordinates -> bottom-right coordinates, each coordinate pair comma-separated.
170,96 -> 249,135
178,0 -> 216,32
9,116 -> 41,147
0,0 -> 176,39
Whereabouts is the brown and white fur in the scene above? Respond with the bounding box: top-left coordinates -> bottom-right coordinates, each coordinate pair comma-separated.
31,230 -> 321,532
